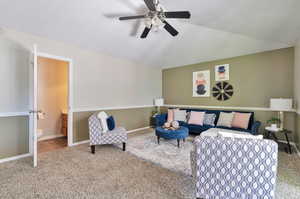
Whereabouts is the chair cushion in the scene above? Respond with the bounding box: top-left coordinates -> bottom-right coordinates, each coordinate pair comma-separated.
107,116 -> 115,131
231,112 -> 251,129
216,126 -> 252,133
217,112 -> 234,127
218,131 -> 263,139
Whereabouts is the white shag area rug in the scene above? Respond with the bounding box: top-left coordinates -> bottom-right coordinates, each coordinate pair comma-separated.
127,133 -> 194,176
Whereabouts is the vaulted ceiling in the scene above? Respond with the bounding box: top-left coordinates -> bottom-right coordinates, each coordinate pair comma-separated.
0,0 -> 299,68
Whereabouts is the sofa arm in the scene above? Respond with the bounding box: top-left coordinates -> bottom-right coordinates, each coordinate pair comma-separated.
155,113 -> 167,127
251,121 -> 261,135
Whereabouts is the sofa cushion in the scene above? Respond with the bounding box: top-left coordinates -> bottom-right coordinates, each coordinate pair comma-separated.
232,112 -> 251,129
203,113 -> 216,126
188,111 -> 205,125
185,124 -> 214,134
217,112 -> 234,127
173,109 -> 187,122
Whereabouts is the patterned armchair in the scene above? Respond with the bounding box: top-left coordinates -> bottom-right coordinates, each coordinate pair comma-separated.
88,113 -> 127,154
191,136 -> 278,199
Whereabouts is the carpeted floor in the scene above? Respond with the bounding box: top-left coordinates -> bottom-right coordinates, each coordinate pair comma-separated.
0,130 -> 299,199
126,132 -> 300,199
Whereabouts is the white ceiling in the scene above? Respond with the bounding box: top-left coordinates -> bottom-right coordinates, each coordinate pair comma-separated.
0,0 -> 299,68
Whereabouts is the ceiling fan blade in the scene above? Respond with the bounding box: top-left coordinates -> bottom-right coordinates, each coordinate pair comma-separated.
141,26 -> 152,39
164,11 -> 191,19
144,0 -> 156,11
163,21 -> 179,37
119,15 -> 146,20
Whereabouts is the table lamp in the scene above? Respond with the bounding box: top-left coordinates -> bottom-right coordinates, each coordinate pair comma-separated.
270,98 -> 293,130
154,98 -> 164,115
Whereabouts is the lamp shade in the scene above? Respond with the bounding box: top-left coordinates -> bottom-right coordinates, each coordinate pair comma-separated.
154,98 -> 164,106
270,98 -> 293,111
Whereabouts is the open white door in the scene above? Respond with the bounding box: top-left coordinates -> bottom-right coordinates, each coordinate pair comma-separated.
29,44 -> 38,167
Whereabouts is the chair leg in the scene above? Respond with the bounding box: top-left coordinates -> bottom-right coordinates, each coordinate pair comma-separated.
177,139 -> 180,148
122,142 -> 126,151
157,136 -> 160,144
91,145 -> 95,154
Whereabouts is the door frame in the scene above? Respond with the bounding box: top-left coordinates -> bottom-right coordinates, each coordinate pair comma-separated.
29,51 -> 74,150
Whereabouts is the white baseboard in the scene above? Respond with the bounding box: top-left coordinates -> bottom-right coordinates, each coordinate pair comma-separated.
127,126 -> 151,134
0,153 -> 31,164
38,134 -> 65,141
71,126 -> 151,146
70,140 -> 90,146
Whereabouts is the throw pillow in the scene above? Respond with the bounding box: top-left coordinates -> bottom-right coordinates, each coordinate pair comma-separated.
97,111 -> 109,133
167,109 -> 175,123
106,116 -> 115,131
218,131 -> 263,139
173,109 -> 187,122
203,113 -> 216,126
188,111 -> 205,125
217,112 -> 234,127
171,121 -> 180,128
231,112 -> 251,129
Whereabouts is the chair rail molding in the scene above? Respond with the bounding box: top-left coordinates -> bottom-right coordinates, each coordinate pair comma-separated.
0,112 -> 29,117
164,104 -> 297,112
72,105 -> 154,113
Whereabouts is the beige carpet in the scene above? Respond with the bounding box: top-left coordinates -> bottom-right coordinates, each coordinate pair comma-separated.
126,132 -> 300,199
0,131 -> 299,199
0,141 -> 194,198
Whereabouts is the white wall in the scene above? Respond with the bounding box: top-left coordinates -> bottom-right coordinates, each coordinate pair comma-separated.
0,37 -> 29,112
0,28 -> 162,112
295,41 -> 300,113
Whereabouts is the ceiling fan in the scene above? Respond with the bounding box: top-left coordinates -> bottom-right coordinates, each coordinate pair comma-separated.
119,0 -> 191,39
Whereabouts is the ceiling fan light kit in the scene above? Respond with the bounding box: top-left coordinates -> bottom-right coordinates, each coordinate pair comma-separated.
119,0 -> 191,39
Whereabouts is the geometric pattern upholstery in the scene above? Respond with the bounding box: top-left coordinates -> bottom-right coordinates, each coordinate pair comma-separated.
190,136 -> 278,199
88,114 -> 127,146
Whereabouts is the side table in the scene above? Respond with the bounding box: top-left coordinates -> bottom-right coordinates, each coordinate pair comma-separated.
264,127 -> 292,154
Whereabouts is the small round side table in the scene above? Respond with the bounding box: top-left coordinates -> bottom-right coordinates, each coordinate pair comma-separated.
264,127 -> 292,154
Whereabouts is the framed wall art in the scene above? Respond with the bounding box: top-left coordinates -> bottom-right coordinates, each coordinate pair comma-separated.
215,64 -> 229,81
193,70 -> 210,97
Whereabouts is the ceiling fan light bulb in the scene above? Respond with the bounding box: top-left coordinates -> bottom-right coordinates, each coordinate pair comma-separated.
145,18 -> 152,28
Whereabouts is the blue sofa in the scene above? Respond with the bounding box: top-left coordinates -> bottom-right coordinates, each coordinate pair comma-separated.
155,109 -> 261,135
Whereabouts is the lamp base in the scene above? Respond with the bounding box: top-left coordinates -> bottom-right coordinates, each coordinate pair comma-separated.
279,111 -> 284,131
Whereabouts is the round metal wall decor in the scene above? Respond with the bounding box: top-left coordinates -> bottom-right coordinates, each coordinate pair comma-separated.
212,82 -> 234,101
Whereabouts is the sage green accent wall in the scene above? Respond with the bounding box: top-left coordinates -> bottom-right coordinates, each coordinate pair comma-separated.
0,116 -> 29,159
296,114 -> 300,149
73,107 -> 155,143
162,48 -> 296,139
163,48 -> 294,107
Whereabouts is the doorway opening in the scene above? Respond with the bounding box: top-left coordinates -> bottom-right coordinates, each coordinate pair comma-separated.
36,56 -> 69,153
